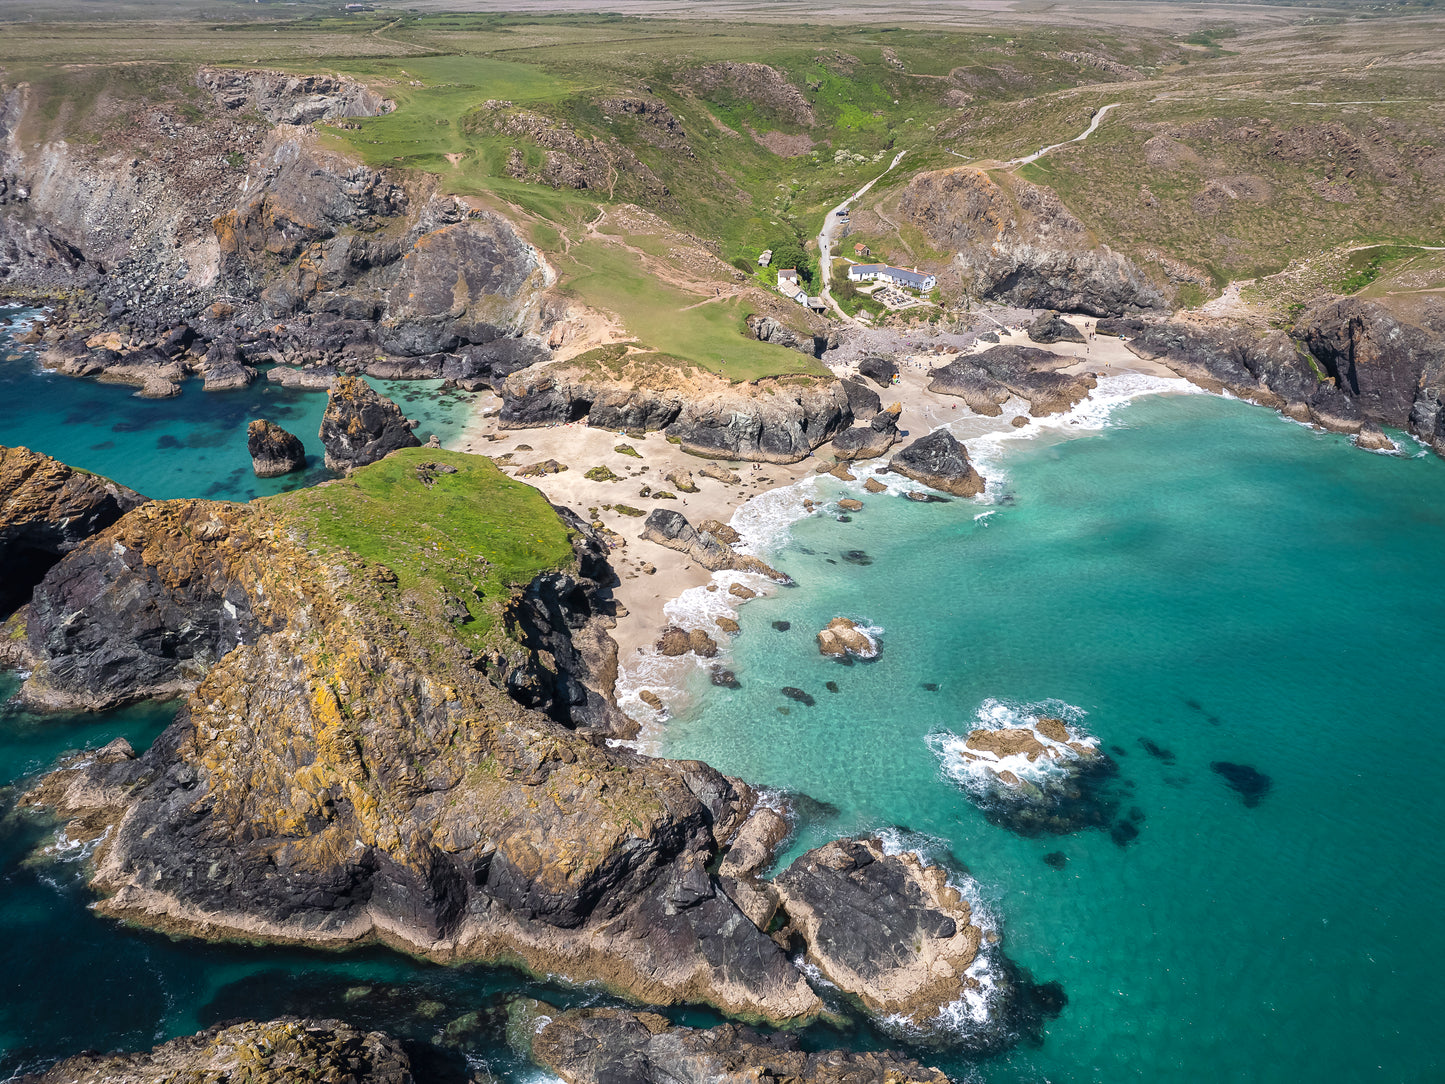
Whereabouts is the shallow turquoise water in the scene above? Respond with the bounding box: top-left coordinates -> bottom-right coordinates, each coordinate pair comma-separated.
2,300 -> 1443,1082
0,306 -> 478,502
662,392 -> 1445,1082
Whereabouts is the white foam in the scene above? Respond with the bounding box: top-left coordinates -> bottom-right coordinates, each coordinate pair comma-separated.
929,698 -> 1098,796
872,827 -> 1008,1041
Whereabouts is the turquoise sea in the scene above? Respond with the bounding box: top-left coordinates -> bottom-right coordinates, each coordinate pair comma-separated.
2,306 -> 1443,1081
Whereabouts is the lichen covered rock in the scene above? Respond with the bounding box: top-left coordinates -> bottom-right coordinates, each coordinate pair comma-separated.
319,375 -> 421,472
247,418 -> 306,477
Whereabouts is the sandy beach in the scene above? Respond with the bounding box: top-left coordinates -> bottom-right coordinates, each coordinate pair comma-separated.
452,314 -> 1183,723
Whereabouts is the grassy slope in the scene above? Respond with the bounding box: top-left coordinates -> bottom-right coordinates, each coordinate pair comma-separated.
266,449 -> 577,652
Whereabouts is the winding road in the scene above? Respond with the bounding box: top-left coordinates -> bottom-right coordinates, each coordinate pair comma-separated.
1006,102 -> 1119,167
817,149 -> 908,323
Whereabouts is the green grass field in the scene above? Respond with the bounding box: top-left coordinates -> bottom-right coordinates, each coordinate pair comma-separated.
268,448 -> 577,651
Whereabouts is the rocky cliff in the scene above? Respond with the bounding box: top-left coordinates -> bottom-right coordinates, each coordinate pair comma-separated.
524,1003 -> 951,1084
12,450 -> 824,1026
0,445 -> 147,614
927,344 -> 1097,418
320,376 -> 421,472
898,167 -> 1166,316
1122,298 -> 1445,453
16,1017 -> 414,1084
500,358 -> 854,463
1,67 -> 559,389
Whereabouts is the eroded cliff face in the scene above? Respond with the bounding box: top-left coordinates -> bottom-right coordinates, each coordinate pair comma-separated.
898,167 -> 1167,316
14,452 -> 821,1026
0,67 -> 558,377
500,358 -> 854,463
1119,298 -> 1445,454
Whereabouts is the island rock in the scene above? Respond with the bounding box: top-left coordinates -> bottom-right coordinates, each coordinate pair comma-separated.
888,430 -> 985,497
320,374 -> 421,472
246,419 -> 306,477
816,617 -> 879,659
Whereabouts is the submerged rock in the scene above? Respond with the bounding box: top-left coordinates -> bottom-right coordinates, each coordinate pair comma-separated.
246,419 -> 305,478
1211,761 -> 1272,807
932,706 -> 1121,836
526,1004 -> 950,1084
889,430 -> 985,497
13,1017 -> 413,1084
0,445 -> 148,615
319,374 -> 421,472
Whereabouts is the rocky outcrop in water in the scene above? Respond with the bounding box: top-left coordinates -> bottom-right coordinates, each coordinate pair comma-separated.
14,451 -> 823,1027
830,403 -> 900,460
773,837 -> 992,1028
640,509 -> 787,581
15,1017 -> 413,1084
0,445 -> 148,614
932,713 -> 1123,837
816,617 -> 879,659
247,418 -> 306,477
320,375 -> 421,472
928,344 -> 1096,417
889,430 -> 985,497
524,1004 -> 951,1084
899,167 -> 1165,315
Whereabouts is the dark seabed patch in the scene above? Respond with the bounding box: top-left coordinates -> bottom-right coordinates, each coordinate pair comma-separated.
1138,737 -> 1176,762
922,682 -> 939,692
771,620 -> 791,632
781,687 -> 815,707
1109,806 -> 1146,847
825,681 -> 839,693
157,434 -> 182,449
710,667 -> 740,689
1211,761 -> 1272,807
1043,851 -> 1068,870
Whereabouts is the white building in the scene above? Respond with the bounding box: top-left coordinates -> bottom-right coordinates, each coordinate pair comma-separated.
846,263 -> 937,292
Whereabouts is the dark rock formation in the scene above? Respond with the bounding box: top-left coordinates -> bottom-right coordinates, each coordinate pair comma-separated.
525,1004 -> 951,1084
857,356 -> 899,388
928,345 -> 1096,417
247,419 -> 305,477
15,1017 -> 413,1084
831,403 -> 900,460
900,167 -> 1166,315
1211,761 -> 1272,807
0,445 -> 147,614
746,313 -> 839,358
666,381 -> 853,463
840,377 -> 882,422
640,509 -> 788,580
889,430 -> 985,497
199,67 -> 395,125
1027,311 -> 1086,344
16,460 -> 822,1025
774,837 -> 994,1028
320,375 -> 421,472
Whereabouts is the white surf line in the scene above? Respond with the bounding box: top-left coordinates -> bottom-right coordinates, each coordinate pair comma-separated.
1005,102 -> 1119,167
817,149 -> 909,324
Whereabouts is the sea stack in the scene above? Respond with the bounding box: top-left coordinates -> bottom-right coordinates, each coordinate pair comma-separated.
319,374 -> 420,472
246,419 -> 305,478
888,429 -> 985,497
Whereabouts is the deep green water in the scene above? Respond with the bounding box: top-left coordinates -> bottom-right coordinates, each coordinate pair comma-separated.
2,303 -> 1443,1081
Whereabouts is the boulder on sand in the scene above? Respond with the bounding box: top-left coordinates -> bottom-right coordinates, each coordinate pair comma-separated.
1027,311 -> 1086,344
641,509 -> 788,581
857,356 -> 900,389
888,429 -> 985,497
246,419 -> 305,478
319,374 -> 420,472
831,403 -> 901,461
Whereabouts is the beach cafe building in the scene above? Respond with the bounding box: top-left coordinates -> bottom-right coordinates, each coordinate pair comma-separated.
846,264 -> 937,292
